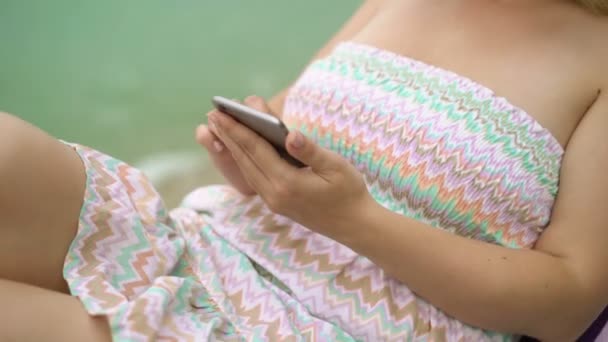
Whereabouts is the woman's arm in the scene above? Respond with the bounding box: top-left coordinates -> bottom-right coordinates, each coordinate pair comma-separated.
211,87 -> 608,340
267,0 -> 384,116
336,91 -> 608,341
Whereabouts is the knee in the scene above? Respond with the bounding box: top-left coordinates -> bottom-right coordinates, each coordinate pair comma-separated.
0,111 -> 52,145
0,112 -> 58,184
0,112 -> 14,131
0,111 -> 26,137
0,111 -> 17,124
0,112 -> 21,156
0,112 -> 29,164
0,112 -> 84,201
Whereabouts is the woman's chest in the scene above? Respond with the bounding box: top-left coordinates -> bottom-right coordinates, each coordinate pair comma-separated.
349,0 -> 597,148
283,42 -> 563,248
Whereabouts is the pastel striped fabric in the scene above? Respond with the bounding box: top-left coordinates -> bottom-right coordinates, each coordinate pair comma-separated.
63,42 -> 563,341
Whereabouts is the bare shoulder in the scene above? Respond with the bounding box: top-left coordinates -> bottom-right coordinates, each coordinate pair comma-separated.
576,12 -> 608,90
590,18 -> 608,86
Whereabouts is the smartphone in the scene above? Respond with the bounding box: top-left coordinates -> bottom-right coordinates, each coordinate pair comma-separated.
211,96 -> 306,167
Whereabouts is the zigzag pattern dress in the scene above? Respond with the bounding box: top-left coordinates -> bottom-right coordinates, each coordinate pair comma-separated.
63,42 -> 564,341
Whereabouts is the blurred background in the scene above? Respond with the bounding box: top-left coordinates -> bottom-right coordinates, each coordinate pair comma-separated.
0,0 -> 359,206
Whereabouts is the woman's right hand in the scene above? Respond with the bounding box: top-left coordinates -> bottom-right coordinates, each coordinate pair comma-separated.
196,96 -> 276,196
196,121 -> 255,195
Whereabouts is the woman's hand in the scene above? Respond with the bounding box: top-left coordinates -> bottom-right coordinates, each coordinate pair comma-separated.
207,100 -> 374,237
196,96 -> 278,196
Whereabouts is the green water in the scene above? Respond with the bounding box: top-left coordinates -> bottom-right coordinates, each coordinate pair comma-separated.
0,1 -> 359,163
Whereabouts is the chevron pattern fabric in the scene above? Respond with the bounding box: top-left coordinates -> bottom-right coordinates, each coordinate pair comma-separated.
63,42 -> 563,341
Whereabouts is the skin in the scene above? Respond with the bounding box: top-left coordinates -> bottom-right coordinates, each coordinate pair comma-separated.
1,0 -> 606,340
0,113 -> 110,341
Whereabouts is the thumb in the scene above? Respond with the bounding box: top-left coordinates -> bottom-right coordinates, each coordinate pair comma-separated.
286,131 -> 337,171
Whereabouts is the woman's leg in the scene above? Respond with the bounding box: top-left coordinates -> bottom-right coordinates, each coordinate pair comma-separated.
0,112 -> 84,292
0,112 -> 110,340
0,278 -> 111,341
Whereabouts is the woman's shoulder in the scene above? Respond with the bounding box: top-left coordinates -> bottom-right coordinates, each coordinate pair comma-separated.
594,22 -> 608,88
572,12 -> 608,89
549,9 -> 608,102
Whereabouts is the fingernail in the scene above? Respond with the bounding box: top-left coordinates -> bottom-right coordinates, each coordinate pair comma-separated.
209,113 -> 222,130
213,140 -> 224,152
208,119 -> 218,133
246,95 -> 264,107
291,131 -> 305,149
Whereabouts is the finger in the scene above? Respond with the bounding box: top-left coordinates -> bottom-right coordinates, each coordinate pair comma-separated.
195,124 -> 225,154
244,95 -> 272,114
204,109 -> 228,152
211,111 -> 291,180
209,115 -> 271,194
285,130 -> 341,174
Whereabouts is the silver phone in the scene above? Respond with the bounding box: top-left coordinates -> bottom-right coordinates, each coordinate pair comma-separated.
211,96 -> 305,167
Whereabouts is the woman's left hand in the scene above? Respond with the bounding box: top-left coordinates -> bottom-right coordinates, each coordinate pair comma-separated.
208,96 -> 374,238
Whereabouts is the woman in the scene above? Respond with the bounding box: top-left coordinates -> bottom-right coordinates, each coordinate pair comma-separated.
1,0 -> 607,340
